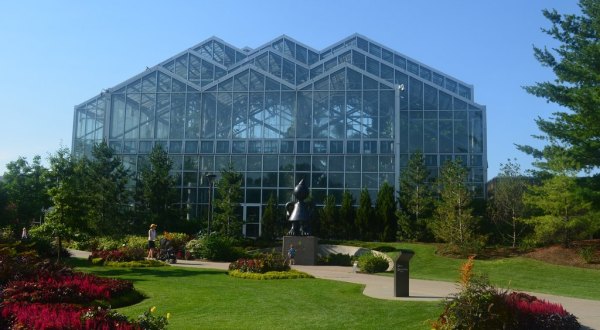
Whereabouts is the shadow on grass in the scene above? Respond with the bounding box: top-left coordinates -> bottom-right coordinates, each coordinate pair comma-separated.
66,257 -> 228,281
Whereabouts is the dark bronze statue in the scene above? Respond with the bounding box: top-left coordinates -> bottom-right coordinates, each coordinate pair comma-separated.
285,179 -> 310,236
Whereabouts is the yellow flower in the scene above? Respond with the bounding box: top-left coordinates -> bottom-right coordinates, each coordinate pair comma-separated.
150,306 -> 156,313
167,312 -> 171,320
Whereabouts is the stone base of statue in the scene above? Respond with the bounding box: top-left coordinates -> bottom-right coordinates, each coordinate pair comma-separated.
283,236 -> 318,265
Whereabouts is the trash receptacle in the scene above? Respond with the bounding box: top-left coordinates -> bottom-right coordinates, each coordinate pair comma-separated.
394,249 -> 414,297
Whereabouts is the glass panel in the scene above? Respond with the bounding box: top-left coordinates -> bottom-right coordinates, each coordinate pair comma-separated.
380,155 -> 394,171
366,57 -> 379,76
157,72 -> 171,93
155,94 -> 170,139
330,140 -> 343,153
110,94 -> 126,139
409,77 -> 423,110
439,120 -> 453,153
439,91 -> 452,110
232,140 -> 246,153
216,140 -> 229,153
169,141 -> 182,153
409,112 -> 423,152
297,91 -> 312,138
445,79 -> 457,93
296,66 -> 308,85
379,90 -> 394,138
295,44 -> 307,63
329,92 -> 345,139
330,69 -> 345,90
142,72 -> 157,93
269,52 -> 282,77
313,92 -> 329,138
363,91 -> 378,138
249,92 -> 264,138
357,37 -> 368,51
280,141 -> 294,153
352,50 -> 365,70
424,119 -> 438,153
423,84 -> 438,110
201,92 -> 216,138
346,91 -> 362,138
329,156 -> 343,171
232,92 -> 248,138
407,61 -> 419,75
345,155 -> 361,172
282,59 -> 295,84
469,111 -> 483,153
248,140 -> 262,153
420,67 -> 432,81
394,54 -> 406,69
369,43 -> 381,58
432,72 -> 444,86
313,141 -> 327,153
124,93 -> 140,139
382,48 -> 393,64
296,140 -> 310,153
185,141 -> 198,153
264,91 -> 279,138
200,141 -> 213,153
381,63 -> 394,83
249,70 -> 264,91
295,156 -> 311,171
347,140 -> 360,154
216,92 -> 232,138
363,155 -> 378,172
201,61 -> 214,86
169,93 -> 185,139
329,173 -> 343,188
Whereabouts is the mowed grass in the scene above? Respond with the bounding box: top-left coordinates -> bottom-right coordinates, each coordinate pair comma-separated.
72,260 -> 440,330
369,242 -> 600,300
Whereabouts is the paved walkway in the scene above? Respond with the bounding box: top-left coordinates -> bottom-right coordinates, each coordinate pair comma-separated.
71,250 -> 600,329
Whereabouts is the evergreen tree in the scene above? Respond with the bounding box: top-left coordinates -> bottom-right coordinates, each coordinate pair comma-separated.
319,194 -> 337,239
488,159 -> 530,247
136,144 -> 178,232
524,155 -> 597,247
397,152 -> 433,241
520,0 -> 600,171
260,193 -> 278,241
46,148 -> 91,233
355,188 -> 374,241
432,160 -> 483,253
339,190 -> 356,240
87,141 -> 131,236
376,181 -> 397,242
214,163 -> 243,237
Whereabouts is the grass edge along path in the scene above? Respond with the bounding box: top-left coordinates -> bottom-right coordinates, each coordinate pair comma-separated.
73,262 -> 441,330
373,243 -> 600,301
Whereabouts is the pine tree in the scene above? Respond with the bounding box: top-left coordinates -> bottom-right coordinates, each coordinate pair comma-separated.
339,190 -> 356,240
355,188 -> 374,241
520,0 -> 600,171
260,193 -> 278,241
376,181 -> 397,242
319,194 -> 338,239
214,163 -> 243,237
432,160 -> 482,253
397,152 -> 433,241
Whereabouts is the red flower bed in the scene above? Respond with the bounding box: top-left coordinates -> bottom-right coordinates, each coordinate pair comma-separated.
1,302 -> 136,330
90,247 -> 145,262
505,292 -> 580,329
3,272 -> 133,305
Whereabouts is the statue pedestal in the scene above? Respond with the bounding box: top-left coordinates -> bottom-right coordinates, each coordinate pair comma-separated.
283,236 -> 318,265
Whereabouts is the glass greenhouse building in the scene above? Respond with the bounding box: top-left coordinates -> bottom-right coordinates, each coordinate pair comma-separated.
73,34 -> 487,237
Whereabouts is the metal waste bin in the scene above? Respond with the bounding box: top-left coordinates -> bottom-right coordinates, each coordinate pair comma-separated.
394,249 -> 414,297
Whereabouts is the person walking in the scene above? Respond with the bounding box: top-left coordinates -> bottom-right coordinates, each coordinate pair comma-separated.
21,227 -> 28,240
287,244 -> 296,265
147,224 -> 157,259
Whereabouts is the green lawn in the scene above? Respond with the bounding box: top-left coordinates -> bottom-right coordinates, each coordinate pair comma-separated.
374,242 -> 600,300
72,260 -> 440,330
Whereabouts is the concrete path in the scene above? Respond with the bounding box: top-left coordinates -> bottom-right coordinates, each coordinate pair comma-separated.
70,250 -> 600,329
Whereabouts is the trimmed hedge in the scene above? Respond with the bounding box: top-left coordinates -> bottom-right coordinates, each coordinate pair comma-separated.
228,269 -> 314,280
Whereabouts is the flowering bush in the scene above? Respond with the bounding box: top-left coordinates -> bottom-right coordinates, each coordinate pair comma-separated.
89,246 -> 146,263
136,306 -> 170,330
432,256 -> 580,330
505,292 -> 580,329
229,253 -> 289,273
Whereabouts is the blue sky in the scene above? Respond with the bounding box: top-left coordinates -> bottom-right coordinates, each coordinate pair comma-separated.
0,0 -> 581,178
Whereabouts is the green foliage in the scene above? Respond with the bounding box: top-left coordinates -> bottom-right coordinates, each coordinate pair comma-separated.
432,160 -> 484,254
85,141 -> 131,236
397,152 -> 433,241
2,156 -> 51,233
135,306 -> 170,330
260,193 -> 278,241
355,188 -> 374,241
319,253 -> 353,266
524,159 -> 595,246
104,260 -> 167,268
488,159 -> 530,247
578,246 -> 598,264
433,257 -> 515,330
136,144 -> 179,233
319,194 -> 337,239
228,253 -> 289,273
338,190 -> 356,240
520,0 -> 600,172
376,181 -> 396,242
185,235 -> 246,261
357,253 -> 389,273
213,163 -> 243,237
228,269 -> 314,280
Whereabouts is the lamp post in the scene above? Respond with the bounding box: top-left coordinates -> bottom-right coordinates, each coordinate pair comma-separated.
205,173 -> 217,235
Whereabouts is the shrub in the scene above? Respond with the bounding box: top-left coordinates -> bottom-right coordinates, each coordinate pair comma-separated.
372,245 -> 397,252
161,232 -> 190,253
357,253 -> 389,273
578,246 -> 597,264
89,246 -> 145,262
228,269 -> 313,280
229,253 -> 289,273
432,256 -> 581,330
185,235 -> 246,261
319,253 -> 353,266
505,292 -> 580,329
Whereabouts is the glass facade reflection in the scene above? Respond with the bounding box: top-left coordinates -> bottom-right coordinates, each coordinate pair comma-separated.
73,34 -> 487,236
